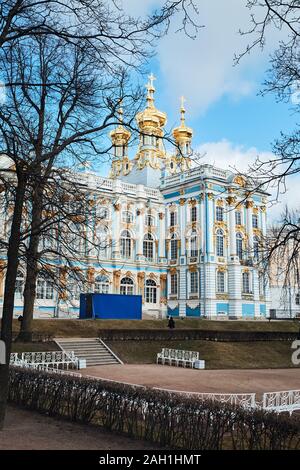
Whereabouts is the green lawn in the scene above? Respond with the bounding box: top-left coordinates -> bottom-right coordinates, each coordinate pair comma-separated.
11,341 -> 59,353
11,317 -> 300,339
106,340 -> 300,369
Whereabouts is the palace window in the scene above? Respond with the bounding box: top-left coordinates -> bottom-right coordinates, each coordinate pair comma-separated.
190,271 -> 198,294
120,230 -> 132,259
242,272 -> 251,294
97,207 -> 109,220
216,206 -> 224,222
217,271 -> 225,293
94,274 -> 109,294
95,225 -> 109,258
253,236 -> 259,260
216,229 -> 224,257
236,232 -> 243,260
235,211 -> 242,226
170,272 -> 178,295
122,211 -> 134,224
36,275 -> 55,300
15,270 -> 24,300
120,277 -> 134,295
259,274 -> 266,296
68,272 -> 81,301
145,214 -> 155,226
296,293 -> 300,306
145,279 -> 157,303
143,233 -> 154,261
190,231 -> 198,257
191,206 -> 197,222
252,214 -> 258,228
170,234 -> 178,260
170,211 -> 177,227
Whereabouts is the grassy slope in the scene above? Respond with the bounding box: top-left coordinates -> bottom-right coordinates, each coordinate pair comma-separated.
11,318 -> 300,338
106,340 -> 300,369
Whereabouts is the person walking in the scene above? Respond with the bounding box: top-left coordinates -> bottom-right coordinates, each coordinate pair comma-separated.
168,316 -> 175,329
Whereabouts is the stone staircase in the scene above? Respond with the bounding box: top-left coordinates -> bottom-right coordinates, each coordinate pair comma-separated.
55,338 -> 122,367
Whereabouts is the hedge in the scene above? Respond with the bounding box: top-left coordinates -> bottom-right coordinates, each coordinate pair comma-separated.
8,367 -> 300,450
97,328 -> 299,342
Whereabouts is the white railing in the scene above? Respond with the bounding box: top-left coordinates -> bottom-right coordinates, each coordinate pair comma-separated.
262,390 -> 300,414
153,387 -> 256,409
10,351 -> 79,370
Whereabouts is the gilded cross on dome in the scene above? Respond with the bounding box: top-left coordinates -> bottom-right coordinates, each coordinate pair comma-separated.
180,95 -> 186,110
148,72 -> 156,89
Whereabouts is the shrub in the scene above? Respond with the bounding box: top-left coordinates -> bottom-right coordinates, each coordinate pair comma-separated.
8,367 -> 300,450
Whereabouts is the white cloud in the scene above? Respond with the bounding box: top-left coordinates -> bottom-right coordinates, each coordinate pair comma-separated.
195,139 -> 300,223
123,0 -> 285,115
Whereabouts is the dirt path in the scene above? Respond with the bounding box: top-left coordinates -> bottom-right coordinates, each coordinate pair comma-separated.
0,405 -> 157,450
82,365 -> 300,397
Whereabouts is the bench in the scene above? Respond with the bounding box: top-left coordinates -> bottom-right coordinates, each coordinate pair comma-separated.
10,351 -> 80,370
157,348 -> 204,368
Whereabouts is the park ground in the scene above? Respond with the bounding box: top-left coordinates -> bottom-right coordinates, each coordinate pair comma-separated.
0,405 -> 157,450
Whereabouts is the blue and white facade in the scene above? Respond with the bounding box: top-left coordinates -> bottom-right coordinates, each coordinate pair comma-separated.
0,77 -> 269,319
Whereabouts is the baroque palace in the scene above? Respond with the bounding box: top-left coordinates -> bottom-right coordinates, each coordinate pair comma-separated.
0,75 -> 270,319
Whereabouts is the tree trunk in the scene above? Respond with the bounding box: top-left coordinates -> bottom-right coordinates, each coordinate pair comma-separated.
17,188 -> 43,342
0,174 -> 27,429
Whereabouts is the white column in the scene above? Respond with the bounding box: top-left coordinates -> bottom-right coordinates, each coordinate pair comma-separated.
206,193 -> 214,254
227,197 -> 236,256
158,211 -> 165,258
136,203 -> 144,258
179,198 -> 186,256
261,206 -> 267,237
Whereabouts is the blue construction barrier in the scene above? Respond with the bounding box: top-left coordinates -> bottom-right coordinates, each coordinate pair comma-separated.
79,293 -> 142,320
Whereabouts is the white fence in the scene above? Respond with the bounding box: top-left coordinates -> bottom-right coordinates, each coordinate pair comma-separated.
10,351 -> 79,370
262,390 -> 300,415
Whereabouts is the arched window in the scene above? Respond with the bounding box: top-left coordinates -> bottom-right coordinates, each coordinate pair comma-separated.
120,277 -> 134,295
15,270 -> 24,299
236,232 -> 243,260
95,225 -> 109,258
36,275 -> 54,300
120,230 -> 132,259
242,272 -> 250,294
95,274 -> 109,294
170,272 -> 178,295
143,233 -> 154,261
122,211 -> 133,224
170,233 -> 178,260
216,271 -> 225,293
190,230 -> 198,257
253,236 -> 259,260
145,279 -> 157,303
216,229 -> 224,257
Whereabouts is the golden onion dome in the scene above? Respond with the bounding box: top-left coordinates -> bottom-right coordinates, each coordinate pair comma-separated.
136,73 -> 167,132
173,96 -> 193,143
110,107 -> 131,145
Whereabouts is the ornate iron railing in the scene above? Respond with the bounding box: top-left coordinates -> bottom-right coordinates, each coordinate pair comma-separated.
262,390 -> 300,414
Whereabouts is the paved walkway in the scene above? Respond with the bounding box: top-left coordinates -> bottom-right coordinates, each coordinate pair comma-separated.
82,365 -> 300,397
0,405 -> 156,450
